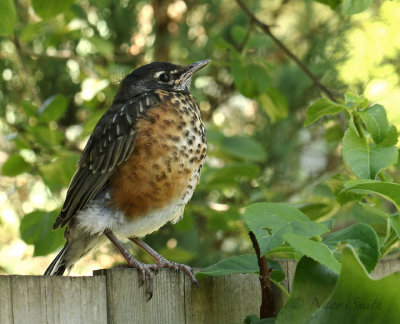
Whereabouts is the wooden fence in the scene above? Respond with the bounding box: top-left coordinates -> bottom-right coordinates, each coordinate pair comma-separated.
1,259 -> 399,324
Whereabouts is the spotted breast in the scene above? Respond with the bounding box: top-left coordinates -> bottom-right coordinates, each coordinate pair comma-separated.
75,89 -> 206,237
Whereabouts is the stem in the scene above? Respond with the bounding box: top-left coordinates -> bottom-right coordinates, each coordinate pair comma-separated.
249,231 -> 275,318
380,230 -> 399,256
353,113 -> 365,139
235,0 -> 339,102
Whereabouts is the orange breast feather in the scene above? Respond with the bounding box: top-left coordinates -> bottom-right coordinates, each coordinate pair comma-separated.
109,103 -> 196,219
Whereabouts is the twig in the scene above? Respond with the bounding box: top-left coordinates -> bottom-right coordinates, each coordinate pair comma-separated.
237,19 -> 254,52
235,0 -> 339,102
249,231 -> 275,318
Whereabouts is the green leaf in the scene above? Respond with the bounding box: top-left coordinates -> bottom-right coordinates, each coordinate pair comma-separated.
328,174 -> 365,205
308,246 -> 400,322
27,125 -> 64,148
342,126 -> 398,179
358,104 -> 389,144
276,257 -> 338,324
196,254 -> 281,280
270,269 -> 286,282
1,154 -> 30,176
20,210 -> 65,256
344,92 -> 368,109
380,125 -> 398,147
258,88 -> 288,123
313,0 -> 341,9
323,224 -> 380,273
283,233 -> 341,273
158,246 -> 195,264
39,153 -> 79,191
201,162 -> 260,186
389,216 -> 400,238
32,0 -> 75,19
196,254 -> 258,279
245,315 -> 275,324
230,25 -> 247,44
304,98 -> 346,126
229,52 -> 271,98
21,101 -> 39,118
341,179 -> 400,212
244,203 -> 329,255
342,0 -> 372,15
0,0 -> 16,36
299,202 -> 337,221
38,95 -> 68,123
221,136 -> 267,162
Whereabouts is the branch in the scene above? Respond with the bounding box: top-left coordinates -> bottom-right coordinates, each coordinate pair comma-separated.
237,19 -> 254,52
235,0 -> 339,102
249,231 -> 275,318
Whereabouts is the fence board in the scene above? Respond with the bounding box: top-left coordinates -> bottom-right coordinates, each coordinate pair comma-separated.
0,276 -> 107,324
0,276 -> 13,323
95,268 -> 186,324
1,258 -> 399,324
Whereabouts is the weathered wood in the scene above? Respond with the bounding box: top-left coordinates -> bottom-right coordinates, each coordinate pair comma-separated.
186,272 -> 261,324
0,275 -> 107,324
95,268 -> 186,324
372,258 -> 400,279
1,258 -> 400,324
272,260 -> 297,311
0,276 -> 13,324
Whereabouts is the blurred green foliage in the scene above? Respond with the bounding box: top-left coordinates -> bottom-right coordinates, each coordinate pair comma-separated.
1,0 -> 400,277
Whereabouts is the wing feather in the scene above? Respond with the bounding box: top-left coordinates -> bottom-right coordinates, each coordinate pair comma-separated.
53,92 -> 160,230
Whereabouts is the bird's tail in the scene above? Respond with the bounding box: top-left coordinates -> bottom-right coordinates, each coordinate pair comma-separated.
44,229 -> 106,276
44,243 -> 70,275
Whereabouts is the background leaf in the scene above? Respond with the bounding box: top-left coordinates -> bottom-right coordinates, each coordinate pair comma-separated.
276,257 -> 338,324
358,104 -> 389,144
0,0 -> 16,36
196,254 -> 258,279
342,179 -> 400,211
309,246 -> 400,322
221,136 -> 267,162
342,126 -> 398,179
283,233 -> 342,273
1,154 -> 30,176
342,0 -> 373,15
38,95 -> 68,123
304,98 -> 346,126
20,210 -> 64,256
32,0 -> 75,19
323,223 -> 380,272
244,203 -> 329,255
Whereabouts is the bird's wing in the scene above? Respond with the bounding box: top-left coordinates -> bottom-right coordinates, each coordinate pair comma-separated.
53,92 -> 160,229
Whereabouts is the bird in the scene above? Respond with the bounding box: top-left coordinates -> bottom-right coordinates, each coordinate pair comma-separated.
44,59 -> 209,296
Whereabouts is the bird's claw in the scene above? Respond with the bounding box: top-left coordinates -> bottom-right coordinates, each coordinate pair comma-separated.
125,258 -> 158,298
156,257 -> 198,287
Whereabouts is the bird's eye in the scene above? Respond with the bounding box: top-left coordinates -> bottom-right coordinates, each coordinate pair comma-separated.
159,73 -> 170,82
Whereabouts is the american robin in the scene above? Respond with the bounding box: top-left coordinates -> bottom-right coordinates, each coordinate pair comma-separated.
44,60 -> 209,296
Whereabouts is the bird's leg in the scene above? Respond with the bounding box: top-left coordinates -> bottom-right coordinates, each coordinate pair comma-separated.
104,229 -> 158,297
129,236 -> 198,287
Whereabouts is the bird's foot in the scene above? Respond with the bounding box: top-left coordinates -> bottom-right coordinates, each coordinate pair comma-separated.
156,257 -> 198,287
123,256 -> 158,299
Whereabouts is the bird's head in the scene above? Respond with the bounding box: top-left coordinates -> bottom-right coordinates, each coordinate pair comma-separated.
115,60 -> 210,102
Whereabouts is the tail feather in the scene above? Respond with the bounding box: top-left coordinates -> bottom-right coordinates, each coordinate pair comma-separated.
44,243 -> 70,275
44,229 -> 107,276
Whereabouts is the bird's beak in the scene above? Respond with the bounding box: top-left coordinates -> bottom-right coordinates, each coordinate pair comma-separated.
186,59 -> 210,74
181,60 -> 210,81
179,60 -> 210,91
